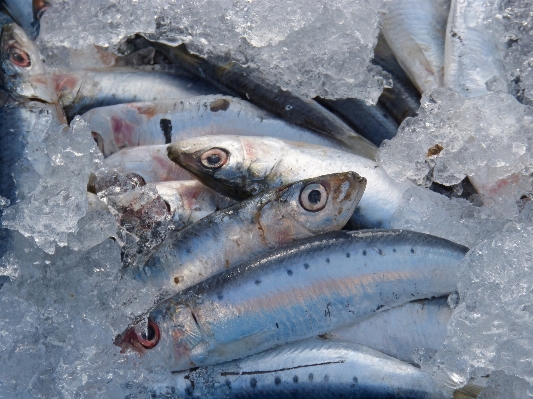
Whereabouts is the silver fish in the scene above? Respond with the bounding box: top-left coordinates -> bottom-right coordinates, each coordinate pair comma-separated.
1,0 -> 47,39
133,172 -> 365,294
82,95 -> 351,157
117,229 -> 468,371
170,338 -> 452,399
328,297 -> 452,364
167,135 -> 411,228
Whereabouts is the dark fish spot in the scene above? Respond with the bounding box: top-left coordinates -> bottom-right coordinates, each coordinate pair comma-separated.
376,304 -> 384,311
353,376 -> 358,384
308,373 -> 314,382
293,375 -> 299,383
324,374 -> 329,382
276,323 -> 279,329
346,253 -> 350,258
217,293 -> 224,300
411,248 -> 415,254
250,378 -> 257,389
393,248 -> 396,252
274,377 -> 281,386
378,249 -> 382,255
255,279 -> 262,285
287,270 -> 293,276
362,250 -> 367,256
225,380 -> 232,389
160,118 -> 172,144
210,98 -> 230,112
325,258 -> 330,263
304,263 -> 310,270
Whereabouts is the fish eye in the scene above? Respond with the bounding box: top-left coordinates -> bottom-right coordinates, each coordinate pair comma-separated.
136,320 -> 160,349
200,148 -> 228,169
91,132 -> 104,153
9,48 -> 31,68
300,183 -> 328,212
34,0 -> 50,20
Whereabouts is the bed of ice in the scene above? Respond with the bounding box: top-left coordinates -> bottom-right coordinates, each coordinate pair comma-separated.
2,0 -> 533,398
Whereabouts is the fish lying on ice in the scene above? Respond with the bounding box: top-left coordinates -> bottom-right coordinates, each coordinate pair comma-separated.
1,0 -> 48,39
167,135 -> 411,229
133,172 -> 366,293
82,95 -> 351,157
170,338 -> 452,399
117,229 -> 468,371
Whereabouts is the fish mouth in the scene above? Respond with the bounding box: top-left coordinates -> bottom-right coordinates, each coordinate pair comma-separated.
114,320 -> 160,354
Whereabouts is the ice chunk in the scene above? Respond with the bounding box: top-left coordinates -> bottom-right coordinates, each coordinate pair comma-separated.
478,370 -> 530,399
37,0 -> 385,103
379,88 -> 533,217
426,223 -> 533,386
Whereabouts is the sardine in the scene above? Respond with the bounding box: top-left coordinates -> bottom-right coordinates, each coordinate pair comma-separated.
444,0 -> 504,97
144,41 -> 378,160
117,229 -> 468,371
101,145 -> 192,184
170,338 -> 452,399
382,0 -> 450,93
1,0 -> 47,39
82,95 -> 350,157
133,172 -> 366,294
328,297 -> 452,364
50,68 -> 218,118
167,135 -> 411,228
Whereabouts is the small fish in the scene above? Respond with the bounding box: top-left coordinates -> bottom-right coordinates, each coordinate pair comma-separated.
1,0 -> 48,39
82,95 -> 351,157
328,297 -> 452,364
133,172 -> 365,294
382,0 -> 450,93
144,41 -> 378,160
167,135 -> 411,228
116,229 -> 468,371
171,338 -> 452,399
101,145 -> 192,184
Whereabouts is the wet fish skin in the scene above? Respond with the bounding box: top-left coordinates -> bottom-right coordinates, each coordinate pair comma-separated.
82,95 -> 350,157
118,229 -> 468,371
328,297 -> 452,365
1,0 -> 42,39
168,135 -> 411,228
171,338 -> 451,399
146,41 -> 378,160
133,172 -> 366,295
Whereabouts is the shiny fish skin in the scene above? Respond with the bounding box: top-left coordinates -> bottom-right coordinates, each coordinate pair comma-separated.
168,135 -> 411,228
329,297 -> 451,364
119,229 -> 468,371
50,68 -> 217,118
382,0 -> 450,93
133,172 -> 366,295
102,145 -> 192,183
171,338 -> 451,399
444,0 -> 504,97
146,41 -> 378,160
1,0 -> 39,39
82,95 -> 350,157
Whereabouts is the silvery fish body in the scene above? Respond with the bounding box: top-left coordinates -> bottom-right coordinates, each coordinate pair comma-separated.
82,95 -> 350,157
117,230 -> 468,371
168,136 -> 412,228
329,297 -> 452,364
1,0 -> 41,39
103,145 -> 192,183
382,0 -> 450,93
133,172 -> 366,295
171,338 -> 451,399
51,68 -> 217,118
444,0 -> 504,97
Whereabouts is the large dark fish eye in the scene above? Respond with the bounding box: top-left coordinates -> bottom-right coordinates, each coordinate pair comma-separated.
136,320 -> 160,349
300,183 -> 328,212
9,48 -> 31,68
200,148 -> 228,169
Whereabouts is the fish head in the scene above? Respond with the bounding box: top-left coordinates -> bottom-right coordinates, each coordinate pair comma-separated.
115,300 -> 206,372
257,172 -> 367,244
81,108 -> 121,157
167,135 -> 285,200
0,22 -> 57,102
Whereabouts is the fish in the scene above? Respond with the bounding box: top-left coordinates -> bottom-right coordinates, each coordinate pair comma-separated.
49,67 -> 218,118
133,172 -> 366,294
444,0 -> 505,97
116,229 -> 468,371
382,0 -> 450,94
167,135 -> 412,229
327,297 -> 452,365
144,41 -> 378,160
1,0 -> 48,39
170,338 -> 452,399
100,144 -> 192,184
82,95 -> 351,157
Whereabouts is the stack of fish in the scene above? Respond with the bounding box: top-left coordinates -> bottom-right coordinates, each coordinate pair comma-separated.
2,0 -> 520,397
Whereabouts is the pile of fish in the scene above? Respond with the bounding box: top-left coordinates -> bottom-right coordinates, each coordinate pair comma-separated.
1,1 -> 532,398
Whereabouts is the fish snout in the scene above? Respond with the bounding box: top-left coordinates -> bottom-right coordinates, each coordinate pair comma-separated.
114,320 -> 160,354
